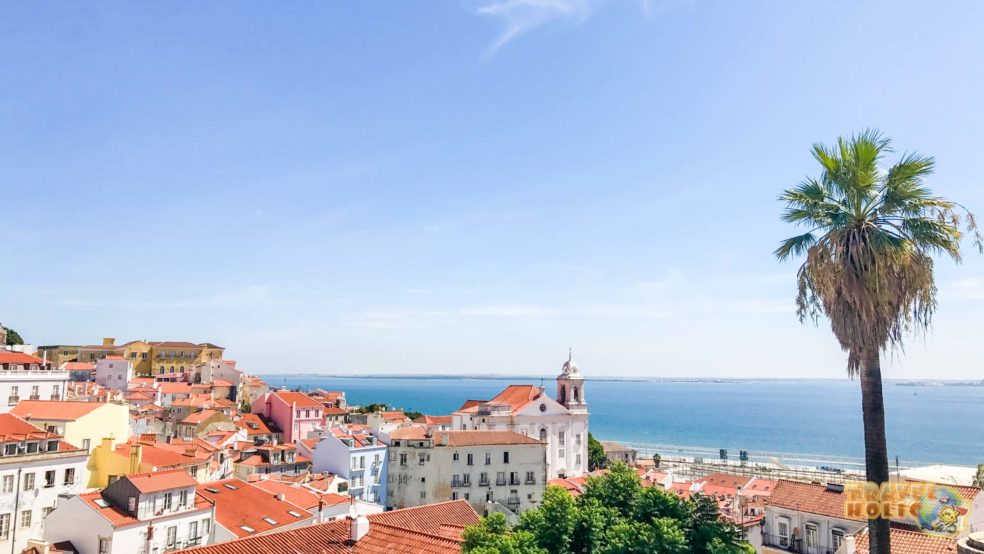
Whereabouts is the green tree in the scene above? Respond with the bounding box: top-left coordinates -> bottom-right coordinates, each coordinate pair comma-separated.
587,433 -> 608,471
775,130 -> 980,554
973,464 -> 984,489
465,464 -> 754,554
652,453 -> 661,468
4,327 -> 24,346
355,402 -> 388,414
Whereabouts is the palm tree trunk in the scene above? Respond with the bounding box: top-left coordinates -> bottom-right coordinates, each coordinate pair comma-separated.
860,349 -> 890,554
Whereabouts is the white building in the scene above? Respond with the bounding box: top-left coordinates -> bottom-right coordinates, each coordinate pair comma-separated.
451,353 -> 589,479
94,356 -> 133,389
387,429 -> 546,515
193,360 -> 243,386
44,468 -> 216,554
0,352 -> 68,414
299,425 -> 387,504
0,413 -> 87,554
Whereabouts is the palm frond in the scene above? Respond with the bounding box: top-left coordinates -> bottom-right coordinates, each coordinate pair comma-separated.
774,232 -> 818,262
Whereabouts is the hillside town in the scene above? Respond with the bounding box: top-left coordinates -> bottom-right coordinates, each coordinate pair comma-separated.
0,329 -> 979,554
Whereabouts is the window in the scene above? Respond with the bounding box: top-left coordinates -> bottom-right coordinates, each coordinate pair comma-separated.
453,452 -> 459,461
52,385 -> 60,397
202,518 -> 211,534
44,470 -> 55,487
163,492 -> 173,510
485,452 -> 491,465
832,528 -> 845,550
23,473 -> 34,491
539,428 -> 547,442
419,491 -> 426,499
166,525 -> 177,547
480,472 -> 489,485
19,510 -> 30,528
451,492 -> 459,500
777,517 -> 791,548
0,513 -> 9,539
576,433 -> 582,446
98,538 -> 111,554
189,520 -> 199,539
128,496 -> 136,512
2,476 -> 12,493
179,489 -> 189,507
559,447 -> 565,458
805,523 -> 819,550
31,385 -> 39,397
526,471 -> 535,484
576,453 -> 582,466
3,445 -> 14,456
503,451 -> 510,464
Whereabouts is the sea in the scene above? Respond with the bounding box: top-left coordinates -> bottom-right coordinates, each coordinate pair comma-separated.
261,376 -> 984,468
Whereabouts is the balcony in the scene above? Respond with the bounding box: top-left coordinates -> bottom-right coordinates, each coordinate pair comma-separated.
496,477 -> 506,486
7,396 -> 18,406
761,532 -> 841,554
479,478 -> 490,487
29,395 -> 40,400
509,476 -> 520,486
506,497 -> 521,510
525,477 -> 536,485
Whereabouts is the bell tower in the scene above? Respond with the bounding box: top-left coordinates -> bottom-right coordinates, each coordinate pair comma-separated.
556,349 -> 587,413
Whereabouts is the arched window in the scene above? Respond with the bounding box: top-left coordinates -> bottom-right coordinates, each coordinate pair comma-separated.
169,365 -> 175,372
539,428 -> 547,442
558,385 -> 566,404
572,386 -> 579,402
179,366 -> 185,373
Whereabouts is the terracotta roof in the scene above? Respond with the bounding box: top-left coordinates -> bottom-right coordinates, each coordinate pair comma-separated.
63,362 -> 96,370
380,410 -> 408,422
127,468 -> 198,493
458,385 -> 542,414
433,430 -> 543,447
0,413 -> 82,449
414,415 -> 452,426
273,391 -> 323,409
904,479 -> 982,503
150,341 -> 202,348
212,379 -> 234,387
457,399 -> 485,411
767,480 -> 863,521
116,440 -> 203,470
181,409 -> 219,425
104,355 -> 127,361
159,382 -> 193,394
176,500 -> 479,554
81,490 -> 211,528
196,479 -> 314,538
0,352 -> 43,364
251,479 -> 322,510
237,413 -> 273,435
855,526 -> 957,554
324,406 -> 347,416
698,473 -> 754,489
11,400 -> 108,421
390,427 -> 428,440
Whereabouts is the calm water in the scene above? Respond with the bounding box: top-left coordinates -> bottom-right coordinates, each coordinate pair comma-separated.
263,376 -> 984,467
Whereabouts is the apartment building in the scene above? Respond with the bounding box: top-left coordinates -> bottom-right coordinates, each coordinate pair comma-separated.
387,429 -> 546,515
0,413 -> 87,554
251,391 -> 324,443
44,469 -> 216,554
0,352 -> 68,414
300,425 -> 387,504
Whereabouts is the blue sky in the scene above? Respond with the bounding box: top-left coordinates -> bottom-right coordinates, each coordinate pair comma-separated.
2,1 -> 983,378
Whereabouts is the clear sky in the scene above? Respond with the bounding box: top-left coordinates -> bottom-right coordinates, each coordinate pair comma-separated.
2,1 -> 983,379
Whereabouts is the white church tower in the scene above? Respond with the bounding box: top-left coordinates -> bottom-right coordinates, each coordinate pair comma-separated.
556,349 -> 587,414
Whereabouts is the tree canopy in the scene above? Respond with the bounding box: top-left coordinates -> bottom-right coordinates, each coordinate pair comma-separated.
462,463 -> 754,554
3,327 -> 24,346
587,432 -> 608,471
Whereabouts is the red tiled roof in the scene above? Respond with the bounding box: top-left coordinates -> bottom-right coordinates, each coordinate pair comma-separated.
116,440 -> 203,470
457,399 -> 485,411
0,352 -> 43,364
324,406 -> 347,416
11,400 -> 108,421
390,427 -> 428,440
0,414 -> 82,450
127,468 -> 198,493
415,415 -> 452,426
160,382 -> 193,394
273,391 -> 323,409
81,490 -> 211,528
698,473 -> 753,489
63,362 -> 96,370
197,479 -> 314,538
458,385 -> 542,414
767,480 -> 863,521
177,500 -> 479,554
181,409 -> 219,425
212,379 -> 234,387
855,526 -> 957,554
251,479 -> 322,510
237,413 -> 273,436
433,430 -> 543,447
150,341 -> 202,348
104,355 -> 127,361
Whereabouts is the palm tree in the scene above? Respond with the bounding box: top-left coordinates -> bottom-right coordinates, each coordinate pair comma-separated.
775,130 -> 980,554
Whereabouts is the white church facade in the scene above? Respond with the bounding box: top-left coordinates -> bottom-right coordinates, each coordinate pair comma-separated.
451,353 -> 589,479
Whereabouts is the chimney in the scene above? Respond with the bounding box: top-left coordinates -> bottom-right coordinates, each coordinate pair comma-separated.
350,514 -> 369,542
275,493 -> 285,502
843,535 -> 856,554
129,444 -> 143,473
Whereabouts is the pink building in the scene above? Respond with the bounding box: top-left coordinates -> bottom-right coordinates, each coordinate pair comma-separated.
251,390 -> 325,443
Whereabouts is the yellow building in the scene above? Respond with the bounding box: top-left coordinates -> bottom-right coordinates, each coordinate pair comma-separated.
10,400 -> 131,488
59,338 -> 226,377
35,345 -> 82,366
88,437 -> 209,488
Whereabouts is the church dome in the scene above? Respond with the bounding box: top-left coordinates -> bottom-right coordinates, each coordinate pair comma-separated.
561,350 -> 580,375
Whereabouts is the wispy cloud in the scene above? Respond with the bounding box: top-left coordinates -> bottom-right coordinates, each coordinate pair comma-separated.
471,0 -> 593,55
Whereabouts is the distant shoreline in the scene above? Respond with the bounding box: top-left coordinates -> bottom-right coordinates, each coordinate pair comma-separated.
258,374 -> 984,386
